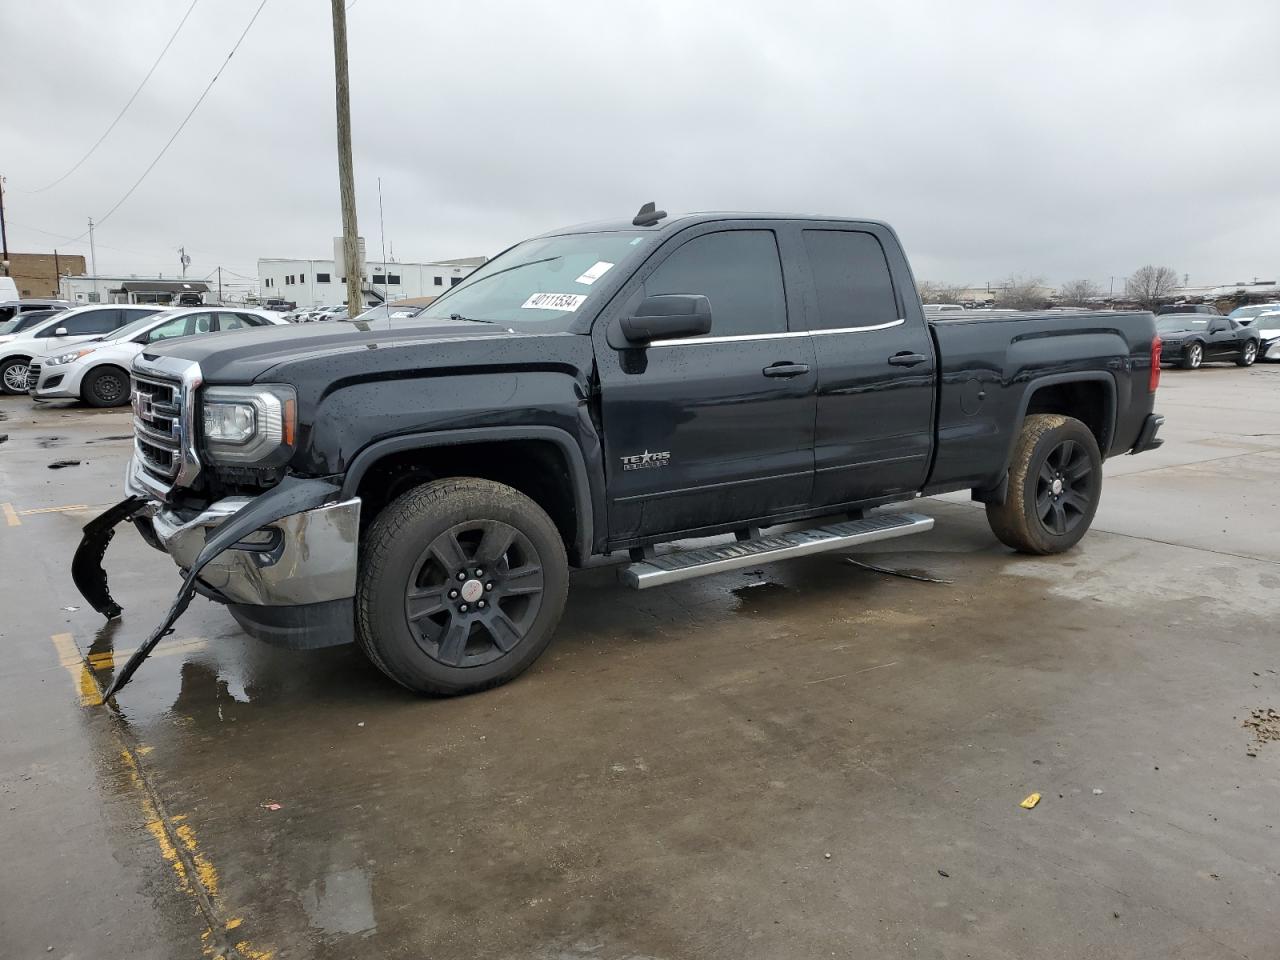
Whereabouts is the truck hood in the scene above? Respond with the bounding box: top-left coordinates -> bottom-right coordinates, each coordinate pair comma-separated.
140,318 -> 539,383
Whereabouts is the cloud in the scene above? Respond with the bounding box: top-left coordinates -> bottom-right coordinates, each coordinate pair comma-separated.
3,0 -> 1278,287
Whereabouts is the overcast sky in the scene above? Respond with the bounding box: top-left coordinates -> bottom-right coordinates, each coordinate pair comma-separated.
3,0 -> 1277,291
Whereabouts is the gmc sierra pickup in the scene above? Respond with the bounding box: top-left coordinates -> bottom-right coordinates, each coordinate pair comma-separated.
75,206 -> 1165,698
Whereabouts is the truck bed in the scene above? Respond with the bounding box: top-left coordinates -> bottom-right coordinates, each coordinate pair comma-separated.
925,309 -> 1158,495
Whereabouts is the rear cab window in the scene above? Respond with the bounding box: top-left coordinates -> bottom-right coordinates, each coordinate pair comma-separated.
801,230 -> 899,330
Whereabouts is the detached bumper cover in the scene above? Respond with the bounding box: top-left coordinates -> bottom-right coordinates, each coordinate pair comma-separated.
1130,413 -> 1165,454
73,472 -> 357,699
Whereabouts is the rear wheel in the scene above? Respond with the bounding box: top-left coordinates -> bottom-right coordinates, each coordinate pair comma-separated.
82,366 -> 131,407
985,414 -> 1102,555
1236,340 -> 1258,367
1180,342 -> 1203,369
356,477 -> 569,695
0,356 -> 30,395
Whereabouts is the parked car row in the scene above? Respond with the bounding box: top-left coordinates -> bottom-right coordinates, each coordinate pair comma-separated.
1156,311 -> 1279,368
0,304 -> 286,404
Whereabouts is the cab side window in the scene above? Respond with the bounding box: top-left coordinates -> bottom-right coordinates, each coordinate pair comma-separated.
802,230 -> 899,330
645,230 -> 786,336
51,309 -> 123,335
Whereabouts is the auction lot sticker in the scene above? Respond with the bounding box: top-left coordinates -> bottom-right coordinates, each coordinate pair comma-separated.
521,292 -> 587,311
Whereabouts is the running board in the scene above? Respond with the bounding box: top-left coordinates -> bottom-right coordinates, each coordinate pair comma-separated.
619,513 -> 935,589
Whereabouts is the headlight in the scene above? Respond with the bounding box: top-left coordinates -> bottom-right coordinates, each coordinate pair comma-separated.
49,348 -> 96,366
200,384 -> 296,464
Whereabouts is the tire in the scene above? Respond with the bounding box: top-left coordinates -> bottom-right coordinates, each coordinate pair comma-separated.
1180,342 -> 1203,369
0,356 -> 31,395
985,414 -> 1103,555
82,365 -> 131,407
1236,340 -> 1258,367
355,477 -> 569,695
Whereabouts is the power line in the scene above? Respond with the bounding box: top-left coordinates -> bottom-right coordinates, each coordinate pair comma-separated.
26,0 -> 201,194
64,0 -> 270,243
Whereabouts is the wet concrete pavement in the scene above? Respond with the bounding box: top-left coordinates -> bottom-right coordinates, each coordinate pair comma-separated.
1,365 -> 1278,959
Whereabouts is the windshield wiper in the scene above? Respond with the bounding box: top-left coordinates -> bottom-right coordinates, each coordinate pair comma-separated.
449,314 -> 499,324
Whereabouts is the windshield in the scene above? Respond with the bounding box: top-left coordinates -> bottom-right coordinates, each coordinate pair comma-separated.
348,302 -> 425,323
1253,313 -> 1280,331
111,309 -> 183,342
420,232 -> 651,327
1157,317 -> 1209,333
1156,305 -> 1208,315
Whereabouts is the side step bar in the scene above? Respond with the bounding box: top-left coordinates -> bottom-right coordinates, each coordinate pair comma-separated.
619,513 -> 935,589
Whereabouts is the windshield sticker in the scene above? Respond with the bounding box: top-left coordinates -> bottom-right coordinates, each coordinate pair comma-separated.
574,261 -> 614,286
521,292 -> 587,312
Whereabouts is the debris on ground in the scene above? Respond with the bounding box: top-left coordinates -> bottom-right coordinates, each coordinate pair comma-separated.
47,459 -> 81,470
1242,708 -> 1279,754
843,557 -> 954,584
61,606 -> 78,612
937,869 -> 950,878
1092,788 -> 1104,795
0,434 -> 8,444
261,802 -> 283,811
823,852 -> 831,860
1020,792 -> 1041,809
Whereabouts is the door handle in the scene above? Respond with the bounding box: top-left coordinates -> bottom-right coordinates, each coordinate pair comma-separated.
887,352 -> 927,367
763,362 -> 810,378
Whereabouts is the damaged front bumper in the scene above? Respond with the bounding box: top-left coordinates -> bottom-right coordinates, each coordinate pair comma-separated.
73,456 -> 361,698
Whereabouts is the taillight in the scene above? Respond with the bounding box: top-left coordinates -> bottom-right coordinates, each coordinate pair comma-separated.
1149,336 -> 1162,393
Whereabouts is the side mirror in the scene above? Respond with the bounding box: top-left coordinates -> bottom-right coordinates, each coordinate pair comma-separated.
619,294 -> 712,344
54,327 -> 69,336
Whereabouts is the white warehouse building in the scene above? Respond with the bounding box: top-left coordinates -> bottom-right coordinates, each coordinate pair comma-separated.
258,240 -> 486,308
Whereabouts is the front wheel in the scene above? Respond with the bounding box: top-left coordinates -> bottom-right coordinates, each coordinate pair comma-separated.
0,357 -> 30,395
82,366 -> 131,407
985,414 -> 1103,555
1236,340 -> 1258,367
356,477 -> 569,695
1180,342 -> 1203,369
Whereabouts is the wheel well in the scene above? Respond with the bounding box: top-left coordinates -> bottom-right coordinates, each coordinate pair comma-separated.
1024,380 -> 1110,451
352,439 -> 582,564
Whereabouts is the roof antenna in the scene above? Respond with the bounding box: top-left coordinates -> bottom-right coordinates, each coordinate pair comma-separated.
632,201 -> 667,227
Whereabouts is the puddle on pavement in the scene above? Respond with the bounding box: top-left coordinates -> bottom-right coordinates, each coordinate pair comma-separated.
299,865 -> 377,937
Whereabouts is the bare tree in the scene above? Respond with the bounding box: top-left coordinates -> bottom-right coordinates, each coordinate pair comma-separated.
1058,279 -> 1101,306
996,275 -> 1048,311
917,280 -> 968,304
1125,266 -> 1179,309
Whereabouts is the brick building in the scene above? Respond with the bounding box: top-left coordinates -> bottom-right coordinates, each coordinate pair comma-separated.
0,252 -> 87,298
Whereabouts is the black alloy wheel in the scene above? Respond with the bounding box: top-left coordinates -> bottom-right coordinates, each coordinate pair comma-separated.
404,519 -> 545,668
1034,437 -> 1095,537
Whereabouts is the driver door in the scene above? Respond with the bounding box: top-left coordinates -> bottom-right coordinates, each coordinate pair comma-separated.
593,226 -> 816,541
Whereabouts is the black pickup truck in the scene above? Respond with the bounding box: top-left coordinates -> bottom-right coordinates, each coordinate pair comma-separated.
75,207 -> 1164,698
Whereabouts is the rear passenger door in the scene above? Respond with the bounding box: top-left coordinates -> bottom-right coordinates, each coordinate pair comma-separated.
797,227 -> 936,505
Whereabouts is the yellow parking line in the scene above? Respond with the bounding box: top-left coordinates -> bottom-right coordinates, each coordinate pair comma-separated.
19,503 -> 90,516
86,637 -> 208,672
49,632 -> 102,707
1,502 -> 19,527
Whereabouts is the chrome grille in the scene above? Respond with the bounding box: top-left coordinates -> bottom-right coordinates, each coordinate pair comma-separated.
132,373 -> 182,480
25,362 -> 41,391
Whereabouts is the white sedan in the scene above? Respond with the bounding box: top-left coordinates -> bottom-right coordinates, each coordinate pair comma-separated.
1254,311 -> 1280,361
27,306 -> 287,407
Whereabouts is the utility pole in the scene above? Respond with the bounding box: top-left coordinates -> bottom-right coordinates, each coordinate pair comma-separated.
0,174 -> 9,274
88,217 -> 99,302
217,265 -> 223,303
377,176 -> 387,303
179,245 -> 190,278
331,0 -> 362,314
